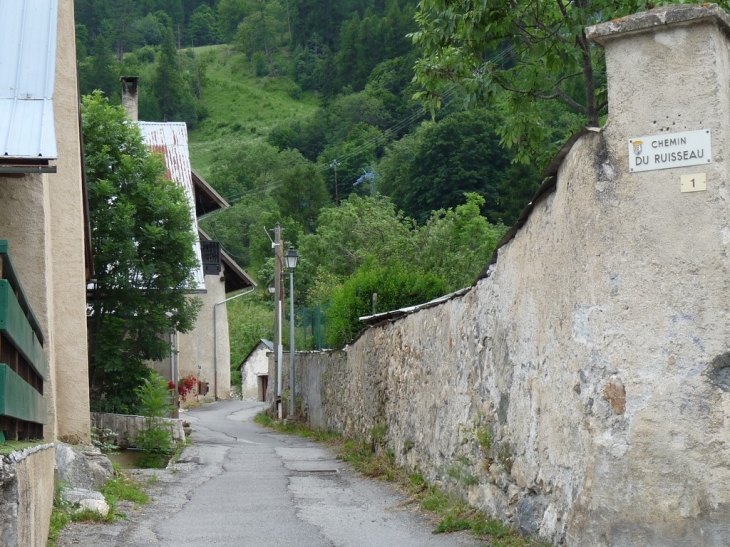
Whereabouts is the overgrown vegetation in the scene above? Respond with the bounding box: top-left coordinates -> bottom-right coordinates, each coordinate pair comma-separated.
48,471 -> 149,546
253,413 -> 547,546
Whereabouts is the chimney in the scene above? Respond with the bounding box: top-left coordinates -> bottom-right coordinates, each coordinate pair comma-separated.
120,76 -> 139,121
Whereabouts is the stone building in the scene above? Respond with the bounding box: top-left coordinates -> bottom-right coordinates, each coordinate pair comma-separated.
239,339 -> 272,401
120,80 -> 256,402
0,0 -> 92,544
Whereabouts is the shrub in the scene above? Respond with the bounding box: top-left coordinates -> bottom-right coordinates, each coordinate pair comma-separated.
134,373 -> 176,468
326,265 -> 447,347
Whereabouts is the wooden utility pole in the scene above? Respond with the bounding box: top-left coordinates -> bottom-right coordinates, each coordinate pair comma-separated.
274,223 -> 284,418
331,160 -> 340,205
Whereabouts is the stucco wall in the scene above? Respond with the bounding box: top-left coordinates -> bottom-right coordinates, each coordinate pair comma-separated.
0,2 -> 89,445
294,6 -> 730,545
177,273 -> 230,401
0,445 -> 55,547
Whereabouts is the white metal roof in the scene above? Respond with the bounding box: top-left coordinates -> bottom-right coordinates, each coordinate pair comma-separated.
138,122 -> 206,291
0,0 -> 58,160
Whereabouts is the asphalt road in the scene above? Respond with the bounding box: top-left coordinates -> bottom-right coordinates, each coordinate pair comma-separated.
56,400 -> 482,547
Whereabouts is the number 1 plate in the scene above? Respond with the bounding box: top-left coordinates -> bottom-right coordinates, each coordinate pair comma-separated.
680,173 -> 706,193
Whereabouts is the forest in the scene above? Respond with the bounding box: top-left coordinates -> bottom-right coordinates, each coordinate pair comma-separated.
76,0 -> 662,380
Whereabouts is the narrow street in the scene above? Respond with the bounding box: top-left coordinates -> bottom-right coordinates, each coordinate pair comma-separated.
57,401 -> 482,547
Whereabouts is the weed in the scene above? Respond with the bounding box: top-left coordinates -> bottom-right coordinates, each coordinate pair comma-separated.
371,421 -> 387,443
403,439 -> 414,454
102,475 -> 149,506
476,422 -> 493,451
498,442 -> 513,472
462,473 -> 479,486
0,440 -> 45,456
48,470 -> 151,543
90,428 -> 119,453
433,511 -> 473,534
409,470 -> 427,491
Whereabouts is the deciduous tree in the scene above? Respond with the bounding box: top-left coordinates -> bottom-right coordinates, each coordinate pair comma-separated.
83,92 -> 201,413
410,0 -> 653,162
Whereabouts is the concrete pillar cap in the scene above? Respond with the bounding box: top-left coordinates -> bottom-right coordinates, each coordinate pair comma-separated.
586,3 -> 730,46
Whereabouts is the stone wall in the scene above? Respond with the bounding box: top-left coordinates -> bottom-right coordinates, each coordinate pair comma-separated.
294,6 -> 730,545
90,413 -> 185,448
0,445 -> 55,547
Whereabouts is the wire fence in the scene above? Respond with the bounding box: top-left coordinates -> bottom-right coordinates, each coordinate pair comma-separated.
296,305 -> 330,351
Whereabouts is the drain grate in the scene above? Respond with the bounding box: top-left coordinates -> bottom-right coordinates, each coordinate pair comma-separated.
291,469 -> 339,476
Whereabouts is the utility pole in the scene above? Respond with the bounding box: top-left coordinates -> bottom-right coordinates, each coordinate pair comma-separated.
274,223 -> 284,419
330,159 -> 341,205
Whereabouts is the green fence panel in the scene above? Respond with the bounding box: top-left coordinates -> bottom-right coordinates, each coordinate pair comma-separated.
0,281 -> 47,378
0,239 -> 44,346
0,364 -> 46,424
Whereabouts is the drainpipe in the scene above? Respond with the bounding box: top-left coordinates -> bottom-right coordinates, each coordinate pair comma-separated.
213,288 -> 255,399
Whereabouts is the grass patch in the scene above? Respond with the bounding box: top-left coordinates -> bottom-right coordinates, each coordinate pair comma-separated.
102,474 -> 149,506
0,440 -> 47,456
252,411 -> 547,546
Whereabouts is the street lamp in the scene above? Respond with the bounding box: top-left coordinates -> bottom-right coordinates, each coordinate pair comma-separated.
285,246 -> 299,417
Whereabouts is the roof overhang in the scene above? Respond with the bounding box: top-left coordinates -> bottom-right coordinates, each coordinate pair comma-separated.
198,228 -> 257,293
0,0 -> 59,164
191,168 -> 229,216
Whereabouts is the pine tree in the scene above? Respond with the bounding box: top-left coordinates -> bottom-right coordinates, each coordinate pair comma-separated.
151,28 -> 186,121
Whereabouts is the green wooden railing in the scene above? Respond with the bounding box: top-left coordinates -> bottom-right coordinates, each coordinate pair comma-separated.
0,239 -> 46,441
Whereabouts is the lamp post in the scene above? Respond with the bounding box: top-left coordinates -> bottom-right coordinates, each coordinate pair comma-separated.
284,246 -> 299,417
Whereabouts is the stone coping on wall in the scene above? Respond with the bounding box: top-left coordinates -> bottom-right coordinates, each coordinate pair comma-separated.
0,442 -> 54,465
586,3 -> 730,45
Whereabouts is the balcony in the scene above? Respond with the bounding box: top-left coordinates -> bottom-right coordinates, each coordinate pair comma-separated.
0,240 -> 46,442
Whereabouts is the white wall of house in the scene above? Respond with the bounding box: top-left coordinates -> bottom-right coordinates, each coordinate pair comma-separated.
177,271 -> 230,402
240,343 -> 270,401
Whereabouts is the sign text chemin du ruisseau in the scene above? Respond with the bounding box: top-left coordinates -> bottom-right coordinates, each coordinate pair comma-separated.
628,129 -> 712,173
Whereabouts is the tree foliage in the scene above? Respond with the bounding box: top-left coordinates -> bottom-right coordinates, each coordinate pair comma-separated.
83,92 -> 201,414
297,193 -> 507,346
235,0 -> 286,75
409,0 -> 729,163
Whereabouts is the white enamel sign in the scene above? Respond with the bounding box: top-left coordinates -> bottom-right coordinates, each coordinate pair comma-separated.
628,129 -> 712,173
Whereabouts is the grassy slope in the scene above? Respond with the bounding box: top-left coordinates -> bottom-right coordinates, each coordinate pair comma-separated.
182,45 -> 319,367
187,45 -> 319,179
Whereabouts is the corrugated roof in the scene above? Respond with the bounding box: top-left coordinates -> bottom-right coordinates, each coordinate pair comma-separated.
0,0 -> 58,160
359,288 -> 472,327
138,122 -> 206,290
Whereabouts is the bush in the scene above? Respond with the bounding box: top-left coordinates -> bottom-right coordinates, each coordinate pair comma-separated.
326,266 -> 447,347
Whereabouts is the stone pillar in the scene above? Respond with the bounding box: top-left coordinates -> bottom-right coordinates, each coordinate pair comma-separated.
570,5 -> 730,545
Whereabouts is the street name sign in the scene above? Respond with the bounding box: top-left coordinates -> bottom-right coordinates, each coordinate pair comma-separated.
628,129 -> 712,173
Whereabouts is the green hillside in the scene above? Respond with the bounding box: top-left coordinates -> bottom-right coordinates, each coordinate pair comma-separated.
187,46 -> 319,178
